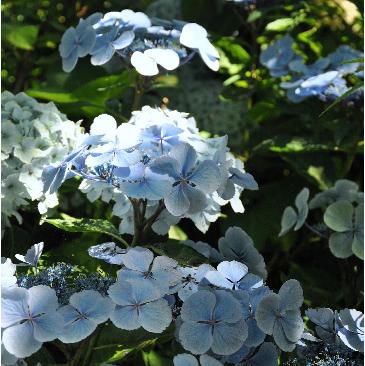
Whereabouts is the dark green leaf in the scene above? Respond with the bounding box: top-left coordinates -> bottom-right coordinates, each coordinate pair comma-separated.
2,24 -> 39,50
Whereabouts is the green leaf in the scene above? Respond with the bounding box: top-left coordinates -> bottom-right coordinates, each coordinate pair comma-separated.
324,200 -> 354,232
142,350 -> 173,366
319,82 -> 364,117
45,214 -> 127,245
279,206 -> 297,237
26,90 -> 79,103
2,24 -> 39,50
247,10 -> 262,23
90,323 -> 174,365
265,18 -> 295,32
150,240 -> 206,266
168,225 -> 187,240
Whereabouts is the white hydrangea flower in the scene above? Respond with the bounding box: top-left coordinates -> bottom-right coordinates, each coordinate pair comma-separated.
1,91 -> 84,227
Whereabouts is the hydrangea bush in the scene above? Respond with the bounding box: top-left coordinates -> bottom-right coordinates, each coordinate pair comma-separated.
1,3 -> 363,366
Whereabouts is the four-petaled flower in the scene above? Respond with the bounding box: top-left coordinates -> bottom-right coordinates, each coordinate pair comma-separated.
58,290 -> 114,343
1,286 -> 63,358
108,278 -> 172,333
179,290 -> 248,355
150,143 -> 220,216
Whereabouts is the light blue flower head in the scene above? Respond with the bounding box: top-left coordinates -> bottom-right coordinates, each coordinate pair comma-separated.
117,247 -> 181,295
108,278 -> 172,333
150,143 -> 220,216
1,286 -> 63,358
58,290 -> 114,343
179,290 -> 248,355
255,279 -> 304,352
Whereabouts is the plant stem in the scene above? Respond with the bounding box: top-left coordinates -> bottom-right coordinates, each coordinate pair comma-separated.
304,222 -> 328,238
142,201 -> 165,234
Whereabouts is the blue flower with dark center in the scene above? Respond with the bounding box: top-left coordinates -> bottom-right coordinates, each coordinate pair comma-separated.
179,290 -> 248,355
59,20 -> 97,72
150,143 -> 220,216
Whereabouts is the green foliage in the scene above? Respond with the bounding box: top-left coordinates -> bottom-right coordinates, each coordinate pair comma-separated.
45,214 -> 126,245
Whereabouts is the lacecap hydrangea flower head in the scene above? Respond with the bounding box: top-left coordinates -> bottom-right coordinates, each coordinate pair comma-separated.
1,91 -> 84,227
260,36 -> 364,103
59,9 -> 220,75
42,106 -> 257,235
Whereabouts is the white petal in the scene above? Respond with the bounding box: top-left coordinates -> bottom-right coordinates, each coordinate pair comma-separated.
131,51 -> 159,76
112,30 -> 135,50
180,23 -> 207,48
144,49 -> 180,71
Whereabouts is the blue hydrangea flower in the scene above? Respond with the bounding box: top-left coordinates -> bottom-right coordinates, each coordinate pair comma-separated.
59,19 -> 96,72
309,179 -> 362,209
15,242 -> 43,270
150,143 -> 220,216
58,290 -> 114,343
323,200 -> 363,259
179,290 -> 248,355
219,342 -> 278,366
255,279 -> 304,352
140,124 -> 183,155
204,261 -> 250,290
279,188 -> 309,236
260,36 -> 302,77
337,309 -> 364,352
328,45 -> 364,75
172,264 -> 215,301
117,163 -> 172,200
41,146 -> 86,194
218,227 -> 267,279
233,287 -> 272,347
90,28 -> 135,66
173,353 -> 223,366
1,286 -> 63,358
306,308 -> 364,352
179,23 -> 219,71
88,242 -> 126,265
117,247 -> 181,295
108,278 -> 172,333
85,118 -> 142,169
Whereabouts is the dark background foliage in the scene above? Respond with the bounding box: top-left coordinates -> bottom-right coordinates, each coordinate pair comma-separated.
1,0 -> 364,364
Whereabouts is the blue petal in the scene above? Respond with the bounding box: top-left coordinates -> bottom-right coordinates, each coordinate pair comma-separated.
211,320 -> 247,355
138,299 -> 172,333
214,290 -> 243,323
164,184 -> 190,216
173,354 -> 199,366
90,44 -> 115,66
1,287 -> 29,328
179,322 -> 213,354
189,160 -> 220,193
3,322 -> 42,358
59,317 -> 97,343
59,27 -> 76,58
170,143 -> 197,177
120,247 -> 153,272
149,156 -> 181,180
110,304 -> 140,330
181,290 -> 215,322
28,285 -> 59,315
33,312 -> 63,342
62,48 -> 78,72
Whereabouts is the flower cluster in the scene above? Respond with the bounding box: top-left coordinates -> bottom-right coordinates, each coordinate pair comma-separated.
1,91 -> 84,227
59,9 -> 219,75
260,36 -> 363,103
280,180 -> 364,260
2,226 -> 364,364
43,107 -> 258,235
